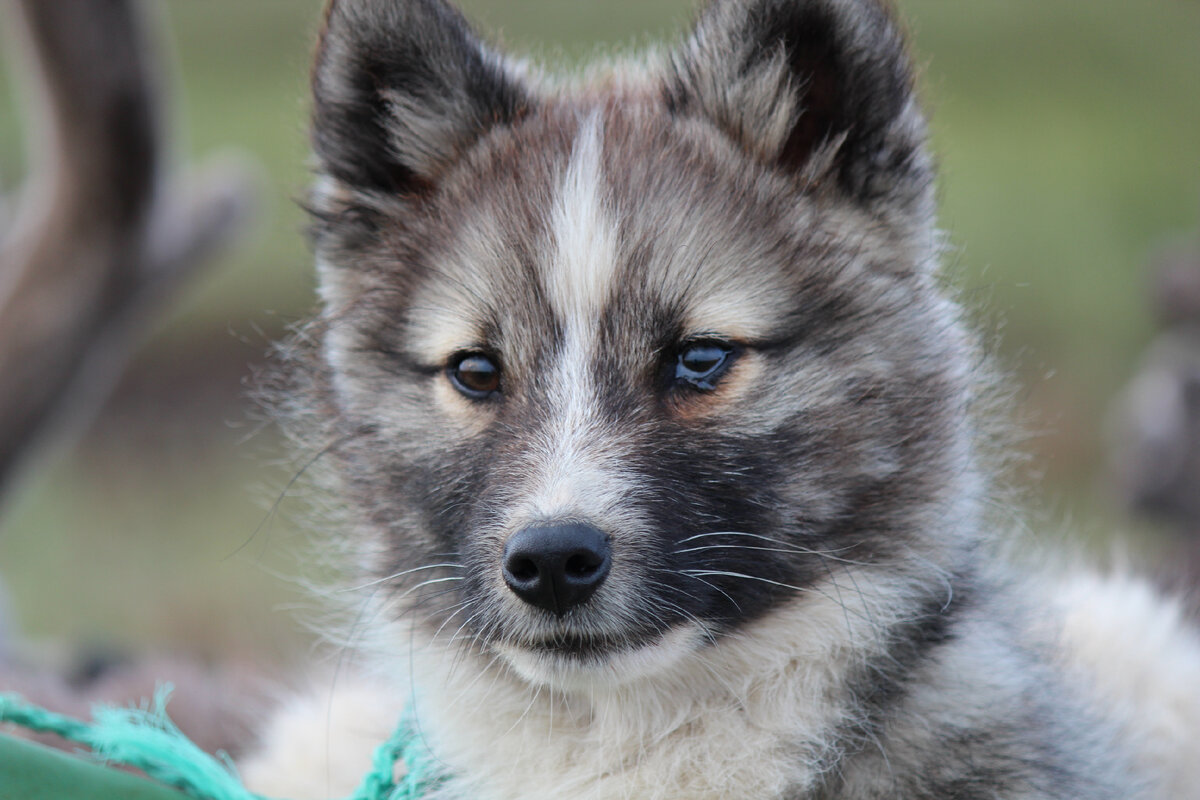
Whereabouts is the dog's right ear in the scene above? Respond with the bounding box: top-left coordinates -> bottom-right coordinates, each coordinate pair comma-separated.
311,0 -> 532,202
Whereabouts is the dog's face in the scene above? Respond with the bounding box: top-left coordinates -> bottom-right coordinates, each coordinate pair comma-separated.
300,0 -> 976,689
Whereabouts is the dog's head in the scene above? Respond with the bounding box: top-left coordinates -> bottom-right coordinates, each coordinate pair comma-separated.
298,0 -> 979,689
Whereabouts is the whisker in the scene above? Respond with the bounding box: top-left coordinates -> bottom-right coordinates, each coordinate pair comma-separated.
402,587 -> 470,618
814,548 -> 859,639
225,433 -> 356,561
641,580 -> 719,648
657,566 -> 743,612
680,569 -> 879,625
443,607 -> 491,653
325,580 -> 385,783
675,543 -> 867,565
446,640 -> 507,705
428,601 -> 473,644
384,576 -> 465,606
502,680 -> 544,737
681,569 -> 812,592
673,531 -> 864,563
340,563 -> 464,593
835,559 -> 881,633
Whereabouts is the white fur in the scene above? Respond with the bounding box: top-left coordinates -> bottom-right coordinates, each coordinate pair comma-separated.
546,113 -> 619,332
247,560 -> 936,800
240,675 -> 404,799
512,113 -> 640,539
1045,572 -> 1200,799
403,572 -> 904,800
243,569 -> 1200,800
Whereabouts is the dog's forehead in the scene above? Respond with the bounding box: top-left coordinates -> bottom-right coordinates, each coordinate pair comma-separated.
405,106 -> 809,361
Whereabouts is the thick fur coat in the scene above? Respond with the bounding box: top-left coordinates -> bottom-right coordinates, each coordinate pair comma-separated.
241,0 -> 1200,797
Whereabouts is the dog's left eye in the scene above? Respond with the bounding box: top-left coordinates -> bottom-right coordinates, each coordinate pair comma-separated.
674,341 -> 736,390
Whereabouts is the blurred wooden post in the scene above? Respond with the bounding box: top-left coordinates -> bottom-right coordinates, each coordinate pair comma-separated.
0,0 -> 267,762
0,0 -> 257,493
1110,225 -> 1200,602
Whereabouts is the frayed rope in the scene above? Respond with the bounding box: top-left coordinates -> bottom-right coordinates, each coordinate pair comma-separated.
0,687 -> 447,800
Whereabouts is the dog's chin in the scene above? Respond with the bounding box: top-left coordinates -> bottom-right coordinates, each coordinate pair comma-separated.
494,622 -> 707,691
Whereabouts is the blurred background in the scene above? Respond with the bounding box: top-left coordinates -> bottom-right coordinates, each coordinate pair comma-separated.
0,0 -> 1197,677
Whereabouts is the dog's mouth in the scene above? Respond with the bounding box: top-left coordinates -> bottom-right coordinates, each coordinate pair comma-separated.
517,630 -> 661,661
489,595 -> 679,663
493,621 -> 708,688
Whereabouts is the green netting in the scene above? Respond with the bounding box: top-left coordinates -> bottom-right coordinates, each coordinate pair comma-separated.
0,732 -> 190,800
0,689 -> 448,800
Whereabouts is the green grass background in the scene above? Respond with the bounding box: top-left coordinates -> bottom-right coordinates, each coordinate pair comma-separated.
0,0 -> 1197,664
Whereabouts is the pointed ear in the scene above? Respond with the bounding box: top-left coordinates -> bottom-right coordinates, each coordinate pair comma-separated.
311,0 -> 533,200
665,0 -> 931,214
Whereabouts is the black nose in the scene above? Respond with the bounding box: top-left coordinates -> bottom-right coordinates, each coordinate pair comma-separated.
502,523 -> 611,615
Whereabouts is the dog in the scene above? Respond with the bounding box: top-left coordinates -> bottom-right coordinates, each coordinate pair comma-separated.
240,0 -> 1200,797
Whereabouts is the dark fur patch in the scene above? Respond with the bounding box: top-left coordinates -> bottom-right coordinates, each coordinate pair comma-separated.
312,0 -> 532,196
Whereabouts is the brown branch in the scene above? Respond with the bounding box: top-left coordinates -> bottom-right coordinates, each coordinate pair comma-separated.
0,0 -> 258,491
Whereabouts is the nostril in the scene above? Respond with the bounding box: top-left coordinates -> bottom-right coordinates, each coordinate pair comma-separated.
565,551 -> 603,579
507,556 -> 540,584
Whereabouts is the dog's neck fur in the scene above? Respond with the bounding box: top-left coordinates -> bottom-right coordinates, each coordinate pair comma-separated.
396,558 -> 969,800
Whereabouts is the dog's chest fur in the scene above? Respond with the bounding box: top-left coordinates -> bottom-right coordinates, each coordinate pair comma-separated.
241,0 -> 1200,797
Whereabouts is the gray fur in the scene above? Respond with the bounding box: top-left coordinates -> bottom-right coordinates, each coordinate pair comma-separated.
251,0 -> 1200,798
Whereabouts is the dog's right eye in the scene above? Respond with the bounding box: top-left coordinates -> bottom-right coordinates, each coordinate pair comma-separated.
448,353 -> 501,399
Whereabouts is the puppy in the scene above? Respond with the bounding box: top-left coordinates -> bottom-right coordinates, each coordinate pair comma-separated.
242,1 -> 1200,797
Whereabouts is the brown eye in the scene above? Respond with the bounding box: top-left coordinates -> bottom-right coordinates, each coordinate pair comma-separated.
674,341 -> 736,391
448,353 -> 501,399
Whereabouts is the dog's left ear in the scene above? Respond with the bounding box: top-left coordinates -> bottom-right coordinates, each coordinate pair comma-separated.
666,0 -> 931,218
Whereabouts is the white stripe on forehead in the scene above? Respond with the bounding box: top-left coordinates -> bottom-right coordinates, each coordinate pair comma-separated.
515,112 -> 630,526
547,111 -> 618,337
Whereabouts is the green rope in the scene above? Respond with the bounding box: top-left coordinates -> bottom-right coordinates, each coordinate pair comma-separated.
0,688 -> 448,800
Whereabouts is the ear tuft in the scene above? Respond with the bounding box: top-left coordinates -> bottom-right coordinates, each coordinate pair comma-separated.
311,0 -> 533,199
666,0 -> 930,214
